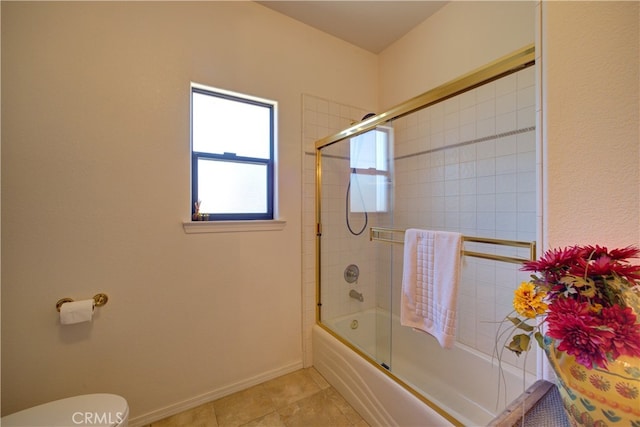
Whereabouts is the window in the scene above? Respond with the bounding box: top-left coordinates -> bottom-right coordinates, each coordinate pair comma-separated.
349,125 -> 393,213
191,84 -> 275,221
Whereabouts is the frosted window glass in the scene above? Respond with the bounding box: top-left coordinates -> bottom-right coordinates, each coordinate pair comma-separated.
350,174 -> 389,213
190,84 -> 275,221
197,159 -> 267,214
348,126 -> 392,213
350,128 -> 389,171
192,92 -> 271,159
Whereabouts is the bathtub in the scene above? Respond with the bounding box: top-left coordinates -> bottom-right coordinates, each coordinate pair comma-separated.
313,309 -> 535,426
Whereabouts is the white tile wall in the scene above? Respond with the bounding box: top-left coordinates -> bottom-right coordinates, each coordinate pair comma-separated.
302,65 -> 537,374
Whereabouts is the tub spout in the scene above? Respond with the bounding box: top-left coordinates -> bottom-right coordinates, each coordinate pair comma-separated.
349,289 -> 364,302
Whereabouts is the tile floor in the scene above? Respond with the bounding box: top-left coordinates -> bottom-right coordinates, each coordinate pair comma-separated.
143,368 -> 369,427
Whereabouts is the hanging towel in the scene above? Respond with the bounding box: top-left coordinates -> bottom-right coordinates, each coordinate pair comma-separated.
400,229 -> 462,349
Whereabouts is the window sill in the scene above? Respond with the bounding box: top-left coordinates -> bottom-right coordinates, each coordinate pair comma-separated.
182,219 -> 287,234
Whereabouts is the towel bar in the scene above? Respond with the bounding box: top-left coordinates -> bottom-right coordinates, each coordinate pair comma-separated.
369,227 -> 536,264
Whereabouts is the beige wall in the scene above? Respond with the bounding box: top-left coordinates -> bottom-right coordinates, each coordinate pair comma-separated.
1,1 -> 377,423
3,0 -> 638,424
541,1 -> 639,249
379,0 -> 640,250
379,1 -> 537,109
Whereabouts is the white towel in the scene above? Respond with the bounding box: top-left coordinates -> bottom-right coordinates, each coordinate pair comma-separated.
400,229 -> 462,349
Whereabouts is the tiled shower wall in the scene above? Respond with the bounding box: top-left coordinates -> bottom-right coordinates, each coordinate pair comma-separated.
388,65 -> 537,371
302,64 -> 537,372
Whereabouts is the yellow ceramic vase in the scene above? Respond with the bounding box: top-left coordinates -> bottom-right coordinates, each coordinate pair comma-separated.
544,339 -> 640,427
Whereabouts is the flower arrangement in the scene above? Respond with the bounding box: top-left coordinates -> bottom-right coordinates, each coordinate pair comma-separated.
504,245 -> 640,370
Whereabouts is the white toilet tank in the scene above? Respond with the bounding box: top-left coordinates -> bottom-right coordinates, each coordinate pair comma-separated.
1,393 -> 129,427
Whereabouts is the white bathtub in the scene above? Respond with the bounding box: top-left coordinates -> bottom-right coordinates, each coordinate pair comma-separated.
313,309 -> 535,426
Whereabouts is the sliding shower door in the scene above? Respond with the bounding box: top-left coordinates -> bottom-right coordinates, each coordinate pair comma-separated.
313,45 -> 538,425
317,125 -> 395,368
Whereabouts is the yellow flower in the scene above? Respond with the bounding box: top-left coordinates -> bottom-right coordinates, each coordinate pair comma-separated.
588,303 -> 603,314
513,281 -> 548,318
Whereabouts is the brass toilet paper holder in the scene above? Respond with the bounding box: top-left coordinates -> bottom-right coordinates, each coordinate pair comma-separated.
56,293 -> 109,312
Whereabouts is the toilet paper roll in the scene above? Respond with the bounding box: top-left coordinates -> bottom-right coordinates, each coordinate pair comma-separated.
60,299 -> 94,325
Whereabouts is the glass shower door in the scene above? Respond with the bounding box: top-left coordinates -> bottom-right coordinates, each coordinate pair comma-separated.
317,126 -> 395,368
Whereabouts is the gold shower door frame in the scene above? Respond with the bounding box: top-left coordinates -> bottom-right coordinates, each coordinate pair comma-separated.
314,44 -> 536,427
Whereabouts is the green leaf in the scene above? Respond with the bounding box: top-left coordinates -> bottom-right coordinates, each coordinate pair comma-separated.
506,316 -> 534,332
506,333 -> 531,356
534,331 -> 544,349
561,274 -> 596,297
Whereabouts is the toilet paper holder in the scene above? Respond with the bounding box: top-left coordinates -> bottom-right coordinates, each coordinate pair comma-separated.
56,293 -> 109,312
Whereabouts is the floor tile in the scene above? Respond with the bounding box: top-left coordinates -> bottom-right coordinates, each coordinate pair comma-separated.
322,387 -> 367,425
151,401 -> 217,427
213,385 -> 274,427
307,367 -> 330,390
241,411 -> 286,427
278,388 -> 354,427
149,368 -> 368,427
261,369 -> 322,409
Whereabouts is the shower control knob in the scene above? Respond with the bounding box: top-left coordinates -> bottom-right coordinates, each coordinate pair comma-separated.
344,264 -> 359,283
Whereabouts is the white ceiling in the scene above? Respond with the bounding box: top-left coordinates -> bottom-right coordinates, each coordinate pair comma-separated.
256,1 -> 447,53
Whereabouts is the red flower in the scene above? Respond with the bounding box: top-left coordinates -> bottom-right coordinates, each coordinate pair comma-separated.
521,246 -> 582,281
582,245 -> 640,261
546,297 -> 591,322
510,244 -> 640,371
546,299 -> 614,369
601,305 -> 640,359
572,246 -> 640,281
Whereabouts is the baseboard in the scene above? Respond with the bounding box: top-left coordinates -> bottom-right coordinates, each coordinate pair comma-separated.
128,361 -> 303,427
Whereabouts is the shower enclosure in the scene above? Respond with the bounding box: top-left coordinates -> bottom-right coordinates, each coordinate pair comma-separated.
314,45 -> 539,426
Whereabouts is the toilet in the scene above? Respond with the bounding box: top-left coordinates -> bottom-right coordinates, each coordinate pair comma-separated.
1,393 -> 129,427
